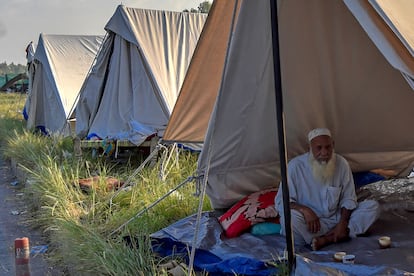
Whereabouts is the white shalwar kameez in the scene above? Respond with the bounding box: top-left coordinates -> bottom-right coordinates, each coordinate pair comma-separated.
275,152 -> 380,246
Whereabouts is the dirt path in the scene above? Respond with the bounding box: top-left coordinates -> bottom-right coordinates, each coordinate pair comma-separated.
0,157 -> 63,276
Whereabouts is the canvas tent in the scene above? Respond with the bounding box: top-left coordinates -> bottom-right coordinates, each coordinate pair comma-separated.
74,6 -> 207,147
24,34 -> 103,136
153,0 -> 414,274
163,0 -> 414,210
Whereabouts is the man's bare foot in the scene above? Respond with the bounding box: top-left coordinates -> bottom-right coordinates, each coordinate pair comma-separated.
311,234 -> 334,251
311,232 -> 351,250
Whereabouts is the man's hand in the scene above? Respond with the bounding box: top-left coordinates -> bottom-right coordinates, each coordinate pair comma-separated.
327,220 -> 349,242
300,206 -> 321,233
327,208 -> 352,242
290,203 -> 320,233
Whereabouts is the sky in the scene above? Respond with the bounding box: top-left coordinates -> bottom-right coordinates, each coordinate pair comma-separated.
0,0 -> 204,65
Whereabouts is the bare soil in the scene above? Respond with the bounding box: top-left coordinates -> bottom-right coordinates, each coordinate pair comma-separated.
0,157 -> 66,276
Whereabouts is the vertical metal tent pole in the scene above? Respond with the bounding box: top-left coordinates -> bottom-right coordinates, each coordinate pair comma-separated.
269,0 -> 296,273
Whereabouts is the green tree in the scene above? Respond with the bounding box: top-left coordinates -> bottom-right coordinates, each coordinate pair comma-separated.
198,1 -> 212,13
0,62 -> 8,75
0,62 -> 26,75
183,1 -> 212,14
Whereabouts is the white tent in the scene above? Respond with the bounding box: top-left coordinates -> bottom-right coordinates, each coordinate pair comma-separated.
163,0 -> 414,210
74,6 -> 207,146
25,34 -> 103,135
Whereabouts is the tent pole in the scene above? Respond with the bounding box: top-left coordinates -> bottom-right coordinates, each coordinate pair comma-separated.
270,0 -> 295,273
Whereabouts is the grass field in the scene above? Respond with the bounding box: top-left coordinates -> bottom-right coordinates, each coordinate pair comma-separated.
0,92 -> 213,275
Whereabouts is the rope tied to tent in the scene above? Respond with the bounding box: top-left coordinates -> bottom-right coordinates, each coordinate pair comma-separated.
186,0 -> 242,272
108,174 -> 198,237
193,172 -> 205,197
109,143 -> 162,207
159,143 -> 179,181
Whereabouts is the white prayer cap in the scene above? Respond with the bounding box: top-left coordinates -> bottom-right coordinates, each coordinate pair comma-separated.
308,128 -> 332,142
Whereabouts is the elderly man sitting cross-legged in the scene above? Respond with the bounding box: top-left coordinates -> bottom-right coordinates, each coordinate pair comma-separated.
275,128 -> 380,250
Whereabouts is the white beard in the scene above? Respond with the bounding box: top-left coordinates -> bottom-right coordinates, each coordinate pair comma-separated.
309,152 -> 336,184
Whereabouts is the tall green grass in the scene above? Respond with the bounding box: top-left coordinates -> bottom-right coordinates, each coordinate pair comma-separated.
0,93 -> 286,275
0,93 -> 213,275
0,93 -> 26,143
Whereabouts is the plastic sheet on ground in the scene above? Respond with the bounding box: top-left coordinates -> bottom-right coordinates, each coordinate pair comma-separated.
151,178 -> 414,275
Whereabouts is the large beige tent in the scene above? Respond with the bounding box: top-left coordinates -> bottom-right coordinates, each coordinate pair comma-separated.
163,0 -> 414,209
74,6 -> 206,146
24,34 -> 103,135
